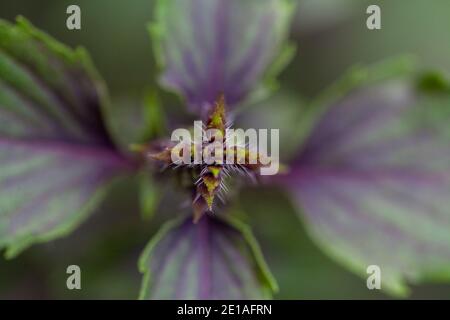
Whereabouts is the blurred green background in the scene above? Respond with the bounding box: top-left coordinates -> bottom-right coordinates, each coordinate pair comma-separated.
1,0 -> 450,299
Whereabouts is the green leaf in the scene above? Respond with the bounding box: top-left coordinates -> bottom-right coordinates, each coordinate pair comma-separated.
142,89 -> 166,140
138,214 -> 277,299
150,0 -> 296,113
290,56 -> 417,156
0,18 -> 131,257
282,66 -> 450,296
108,89 -> 166,153
139,171 -> 162,221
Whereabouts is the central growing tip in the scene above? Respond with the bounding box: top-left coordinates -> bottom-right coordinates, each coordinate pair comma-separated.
140,95 -> 277,223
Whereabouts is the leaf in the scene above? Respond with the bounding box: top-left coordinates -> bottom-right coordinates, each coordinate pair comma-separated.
281,70 -> 450,295
290,56 -> 417,154
151,0 -> 295,114
0,18 -> 132,257
142,89 -> 166,140
139,214 -> 277,299
139,171 -> 162,220
108,89 -> 166,153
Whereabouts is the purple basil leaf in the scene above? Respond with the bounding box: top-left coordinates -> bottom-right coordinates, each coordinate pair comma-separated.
139,214 -> 277,299
0,18 -> 132,257
151,0 -> 295,114
282,73 -> 450,295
